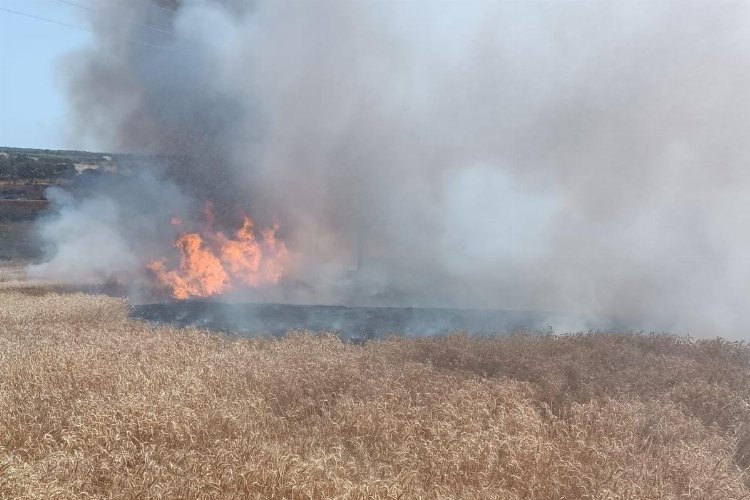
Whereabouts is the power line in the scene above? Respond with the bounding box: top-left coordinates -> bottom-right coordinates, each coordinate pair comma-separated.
0,6 -> 95,33
48,0 -> 175,36
0,6 -> 172,50
127,0 -> 178,14
48,0 -> 90,11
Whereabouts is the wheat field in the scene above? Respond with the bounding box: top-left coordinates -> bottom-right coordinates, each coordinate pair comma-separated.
0,267 -> 748,499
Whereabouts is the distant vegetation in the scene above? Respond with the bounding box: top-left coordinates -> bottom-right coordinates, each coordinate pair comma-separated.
0,146 -> 117,190
0,147 -> 168,258
0,269 -> 748,498
0,146 -> 114,165
0,146 -> 167,187
0,152 -> 75,182
0,147 -> 119,255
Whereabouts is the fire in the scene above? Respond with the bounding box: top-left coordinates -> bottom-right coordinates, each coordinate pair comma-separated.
147,205 -> 288,300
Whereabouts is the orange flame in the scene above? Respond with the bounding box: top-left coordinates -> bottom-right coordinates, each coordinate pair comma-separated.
147,206 -> 288,300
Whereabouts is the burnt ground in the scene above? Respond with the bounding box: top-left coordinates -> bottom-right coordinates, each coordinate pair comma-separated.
0,200 -> 46,262
0,221 -> 36,262
0,179 -> 50,261
130,301 -> 623,341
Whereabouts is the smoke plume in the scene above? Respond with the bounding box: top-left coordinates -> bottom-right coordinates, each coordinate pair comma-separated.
30,0 -> 750,337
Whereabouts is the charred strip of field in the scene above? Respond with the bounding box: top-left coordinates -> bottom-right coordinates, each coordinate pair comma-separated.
0,199 -> 49,220
130,301 -> 616,340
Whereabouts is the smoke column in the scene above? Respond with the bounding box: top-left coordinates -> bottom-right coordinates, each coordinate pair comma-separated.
30,0 -> 750,337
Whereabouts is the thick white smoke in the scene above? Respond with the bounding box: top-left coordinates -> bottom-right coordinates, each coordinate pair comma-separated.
32,0 -> 750,337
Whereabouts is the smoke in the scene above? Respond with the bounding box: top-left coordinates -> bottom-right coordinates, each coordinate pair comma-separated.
31,0 -> 750,336
29,169 -> 190,295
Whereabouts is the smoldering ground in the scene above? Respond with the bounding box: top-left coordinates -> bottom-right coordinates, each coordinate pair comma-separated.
29,0 -> 750,337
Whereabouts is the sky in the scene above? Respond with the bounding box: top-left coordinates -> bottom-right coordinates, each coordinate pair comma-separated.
0,0 -> 92,150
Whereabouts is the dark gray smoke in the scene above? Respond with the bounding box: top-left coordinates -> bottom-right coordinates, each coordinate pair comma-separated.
30,0 -> 750,337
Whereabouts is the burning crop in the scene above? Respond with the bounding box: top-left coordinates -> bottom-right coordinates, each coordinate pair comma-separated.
147,204 -> 288,300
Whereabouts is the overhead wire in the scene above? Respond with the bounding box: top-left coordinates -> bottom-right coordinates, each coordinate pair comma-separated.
0,5 -> 94,33
127,0 -> 177,14
48,0 -> 175,36
47,0 -> 92,10
0,5 -> 173,50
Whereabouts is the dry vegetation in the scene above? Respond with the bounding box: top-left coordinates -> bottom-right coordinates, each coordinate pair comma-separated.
0,268 -> 749,499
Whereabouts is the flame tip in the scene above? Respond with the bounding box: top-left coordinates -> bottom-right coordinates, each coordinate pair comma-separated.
148,205 -> 288,300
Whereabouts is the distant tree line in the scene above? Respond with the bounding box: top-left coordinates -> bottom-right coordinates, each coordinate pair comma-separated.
0,154 -> 75,181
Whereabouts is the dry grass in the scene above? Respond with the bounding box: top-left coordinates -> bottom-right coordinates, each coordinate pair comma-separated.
0,278 -> 748,498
